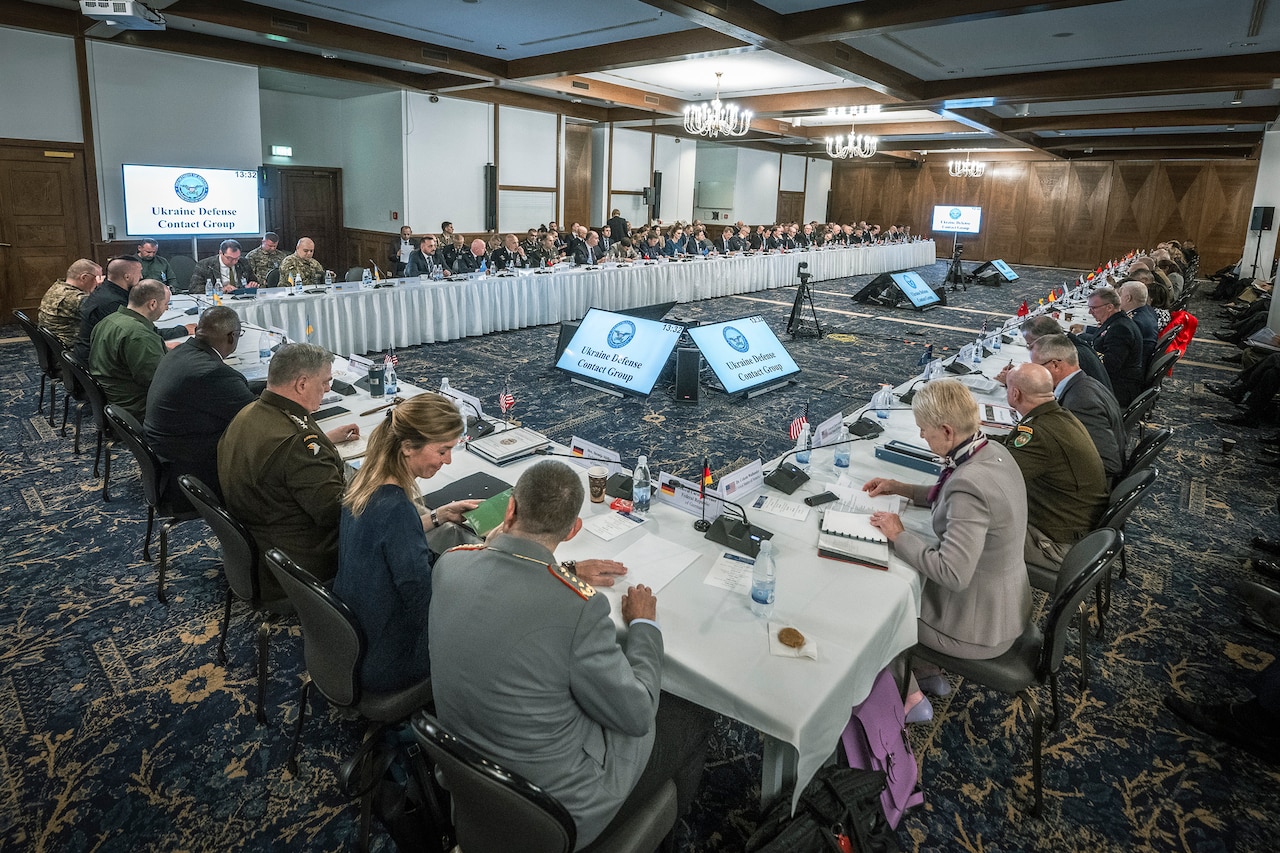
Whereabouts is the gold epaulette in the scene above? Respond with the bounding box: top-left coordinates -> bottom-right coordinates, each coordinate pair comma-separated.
547,562 -> 595,600
444,543 -> 487,554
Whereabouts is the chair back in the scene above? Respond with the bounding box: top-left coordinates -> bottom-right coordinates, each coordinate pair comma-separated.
62,350 -> 111,432
14,310 -> 58,378
1143,350 -> 1180,389
263,548 -> 362,708
168,254 -> 197,289
265,268 -> 281,288
411,713 -> 575,853
1123,427 -> 1172,480
178,475 -> 263,605
1121,387 -> 1160,435
104,405 -> 164,508
345,266 -> 365,282
1097,467 -> 1157,532
1039,529 -> 1123,677
1154,322 -> 1183,354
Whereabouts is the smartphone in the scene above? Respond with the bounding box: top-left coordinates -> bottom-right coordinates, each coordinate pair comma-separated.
804,491 -> 839,507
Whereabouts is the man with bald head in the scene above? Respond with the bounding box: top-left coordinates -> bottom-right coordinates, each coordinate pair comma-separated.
75,255 -> 191,362
278,237 -> 330,288
1119,280 -> 1159,364
40,258 -> 102,348
1031,334 -> 1127,482
1004,362 -> 1111,572
451,238 -> 489,274
89,279 -> 171,422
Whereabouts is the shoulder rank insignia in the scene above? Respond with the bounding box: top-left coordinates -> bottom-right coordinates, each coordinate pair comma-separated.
286,412 -> 309,430
1012,424 -> 1033,448
548,562 -> 595,600
304,434 -> 321,456
444,543 -> 486,554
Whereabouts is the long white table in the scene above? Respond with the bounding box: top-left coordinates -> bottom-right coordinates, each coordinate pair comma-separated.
227,241 -> 935,357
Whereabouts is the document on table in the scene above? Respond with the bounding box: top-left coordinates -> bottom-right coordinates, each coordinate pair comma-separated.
751,494 -> 811,522
582,511 -> 645,541
827,481 -> 907,515
703,550 -> 756,595
612,533 -> 700,593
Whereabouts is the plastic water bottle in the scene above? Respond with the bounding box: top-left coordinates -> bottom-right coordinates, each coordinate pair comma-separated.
833,425 -> 851,469
972,336 -> 984,365
258,331 -> 272,362
750,541 -> 776,617
631,455 -> 651,518
991,330 -> 1002,352
873,384 -> 893,419
384,360 -> 398,394
926,359 -> 943,382
794,423 -> 812,467
361,268 -> 373,289
205,279 -> 215,301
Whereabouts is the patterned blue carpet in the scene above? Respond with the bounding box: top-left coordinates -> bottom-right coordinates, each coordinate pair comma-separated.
3,259 -> 1278,852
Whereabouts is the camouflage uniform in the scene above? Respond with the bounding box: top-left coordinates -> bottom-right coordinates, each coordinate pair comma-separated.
245,246 -> 287,284
278,254 -> 325,287
38,279 -> 89,348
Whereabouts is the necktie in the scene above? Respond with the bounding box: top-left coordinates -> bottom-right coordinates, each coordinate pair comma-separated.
587,248 -> 593,264
229,264 -> 238,288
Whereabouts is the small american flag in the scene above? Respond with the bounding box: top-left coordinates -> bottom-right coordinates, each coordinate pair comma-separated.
385,348 -> 398,366
499,380 -> 516,414
788,403 -> 809,441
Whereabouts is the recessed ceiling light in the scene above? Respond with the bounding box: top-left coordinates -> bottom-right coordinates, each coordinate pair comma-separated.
1052,32 -> 1074,38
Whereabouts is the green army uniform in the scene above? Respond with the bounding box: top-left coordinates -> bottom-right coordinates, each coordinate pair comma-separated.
278,254 -> 325,287
245,246 -> 287,284
139,255 -> 179,289
217,389 -> 344,599
1004,399 -> 1110,571
38,279 -> 89,348
89,306 -> 164,422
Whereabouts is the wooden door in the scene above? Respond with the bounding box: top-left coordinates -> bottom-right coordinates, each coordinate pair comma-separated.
776,191 -> 804,225
262,167 -> 344,269
0,141 -> 92,321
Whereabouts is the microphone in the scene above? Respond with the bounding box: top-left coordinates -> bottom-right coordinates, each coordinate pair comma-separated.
436,388 -> 497,441
763,410 -> 882,495
662,476 -> 772,557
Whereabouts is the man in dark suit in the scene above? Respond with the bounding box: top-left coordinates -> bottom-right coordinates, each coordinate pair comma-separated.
190,239 -> 259,294
1120,280 -> 1159,366
572,230 -> 602,266
451,238 -> 488,274
598,225 -> 613,254
490,233 -> 530,271
1019,315 -> 1113,393
388,225 -> 416,276
606,209 -> 628,244
1032,334 -> 1127,481
144,306 -> 256,505
429,460 -> 711,849
1075,286 -> 1146,407
405,235 -> 451,278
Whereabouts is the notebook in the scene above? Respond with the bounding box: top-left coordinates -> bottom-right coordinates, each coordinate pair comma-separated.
817,509 -> 890,568
465,426 -> 551,466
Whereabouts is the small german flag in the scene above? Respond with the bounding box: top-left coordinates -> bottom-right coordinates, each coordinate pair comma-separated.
702,458 -> 713,487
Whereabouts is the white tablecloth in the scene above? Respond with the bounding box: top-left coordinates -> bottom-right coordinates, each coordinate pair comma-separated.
230,241 -> 936,356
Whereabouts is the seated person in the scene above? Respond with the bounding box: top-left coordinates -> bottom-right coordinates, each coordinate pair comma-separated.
191,239 -> 259,294
430,460 -> 711,850
218,343 -> 360,597
406,235 -> 450,278
1071,286 -> 1145,407
1119,280 -> 1159,365
529,234 -> 562,268
144,306 -> 256,504
713,226 -> 735,254
77,255 -> 189,363
607,237 -> 638,262
638,233 -> 664,260
490,233 -> 530,271
245,233 -> 286,284
864,380 -> 1031,659
277,237 -> 329,287
89,279 -> 171,422
1002,363 -> 1110,570
572,230 -> 603,266
662,227 -> 687,257
1004,314 -> 1112,393
451,238 -> 488,274
39,259 -> 102,349
137,239 -> 181,290
1031,334 -> 1126,482
1211,351 -> 1280,427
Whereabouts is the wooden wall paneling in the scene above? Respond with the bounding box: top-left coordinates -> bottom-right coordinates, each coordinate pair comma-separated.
563,123 -> 591,228
1057,162 -> 1111,269
1196,162 -> 1260,274
1144,163 -> 1206,253
980,161 -> 1028,265
346,227 -> 396,278
1019,162 -> 1069,266
1100,162 -> 1158,264
853,165 -> 889,228
827,163 -> 860,224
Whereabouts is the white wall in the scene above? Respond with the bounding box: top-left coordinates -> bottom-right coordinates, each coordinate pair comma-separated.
735,148 -> 782,225
260,89 -> 343,168
652,135 -> 695,223
87,41 -> 262,240
590,126 -> 610,226
498,105 -> 557,188
404,93 -> 493,235
611,128 -> 652,192
804,157 -> 832,223
0,28 -> 81,144
338,91 -> 403,233
780,154 -> 806,193
1247,129 -> 1280,282
692,142 -> 737,222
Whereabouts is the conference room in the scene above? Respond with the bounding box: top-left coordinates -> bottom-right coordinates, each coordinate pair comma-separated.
3,1 -> 1280,851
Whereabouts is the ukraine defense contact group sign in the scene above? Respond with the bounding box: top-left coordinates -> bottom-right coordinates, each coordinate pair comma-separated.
122,164 -> 262,236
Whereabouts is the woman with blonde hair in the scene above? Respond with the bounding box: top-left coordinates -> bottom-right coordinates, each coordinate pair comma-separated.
334,393 -> 479,692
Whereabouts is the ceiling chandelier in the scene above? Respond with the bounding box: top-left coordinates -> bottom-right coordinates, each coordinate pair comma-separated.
683,72 -> 752,138
949,152 -> 986,178
825,106 -> 879,159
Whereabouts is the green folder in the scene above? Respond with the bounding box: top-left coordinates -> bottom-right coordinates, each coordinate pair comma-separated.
463,489 -> 513,537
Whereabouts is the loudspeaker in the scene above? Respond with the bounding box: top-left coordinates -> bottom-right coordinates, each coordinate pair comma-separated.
484,163 -> 498,232
651,171 -> 663,220
674,347 -> 700,403
1251,205 -> 1275,231
553,320 -> 580,363
852,272 -> 895,303
258,167 -> 277,199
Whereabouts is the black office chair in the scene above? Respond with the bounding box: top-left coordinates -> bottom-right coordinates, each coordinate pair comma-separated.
262,549 -> 434,775
1121,427 -> 1172,481
909,528 -> 1122,817
264,267 -> 281,288
103,405 -> 198,602
13,310 -> 63,426
1143,350 -> 1180,391
179,475 -> 294,724
411,713 -> 679,853
1093,468 -> 1159,630
61,350 -> 115,498
1121,386 -> 1160,442
168,254 -> 197,290
1153,322 -> 1184,356
345,266 -> 365,282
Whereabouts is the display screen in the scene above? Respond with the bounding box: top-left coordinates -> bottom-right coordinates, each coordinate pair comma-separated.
990,259 -> 1019,281
555,308 -> 684,397
931,205 -> 982,235
123,164 -> 262,237
891,272 -> 941,308
686,315 -> 801,395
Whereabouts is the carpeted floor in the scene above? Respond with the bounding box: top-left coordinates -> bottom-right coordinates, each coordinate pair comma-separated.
2,259 -> 1278,852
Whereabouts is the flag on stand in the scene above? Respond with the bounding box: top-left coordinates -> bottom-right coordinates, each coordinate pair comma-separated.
1017,300 -> 1030,317
1047,289 -> 1056,303
305,316 -> 315,341
916,343 -> 934,367
498,378 -> 516,415
385,348 -> 398,366
788,403 -> 809,441
702,458 -> 713,487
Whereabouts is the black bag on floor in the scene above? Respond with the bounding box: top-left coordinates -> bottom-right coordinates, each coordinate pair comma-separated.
746,765 -> 900,853
339,723 -> 454,853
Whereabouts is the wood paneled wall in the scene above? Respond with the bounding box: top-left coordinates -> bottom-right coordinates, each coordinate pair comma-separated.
563,123 -> 592,228
830,159 -> 1258,274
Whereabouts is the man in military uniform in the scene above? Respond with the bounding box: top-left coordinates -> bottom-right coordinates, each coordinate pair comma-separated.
39,258 -> 102,348
1003,362 -> 1110,572
489,233 -> 529,271
136,240 -> 180,289
244,233 -> 286,285
218,343 -> 360,597
430,460 -> 712,850
277,237 -> 330,288
89,279 -> 171,422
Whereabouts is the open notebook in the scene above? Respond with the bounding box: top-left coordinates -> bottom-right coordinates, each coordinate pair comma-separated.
817,509 -> 890,568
